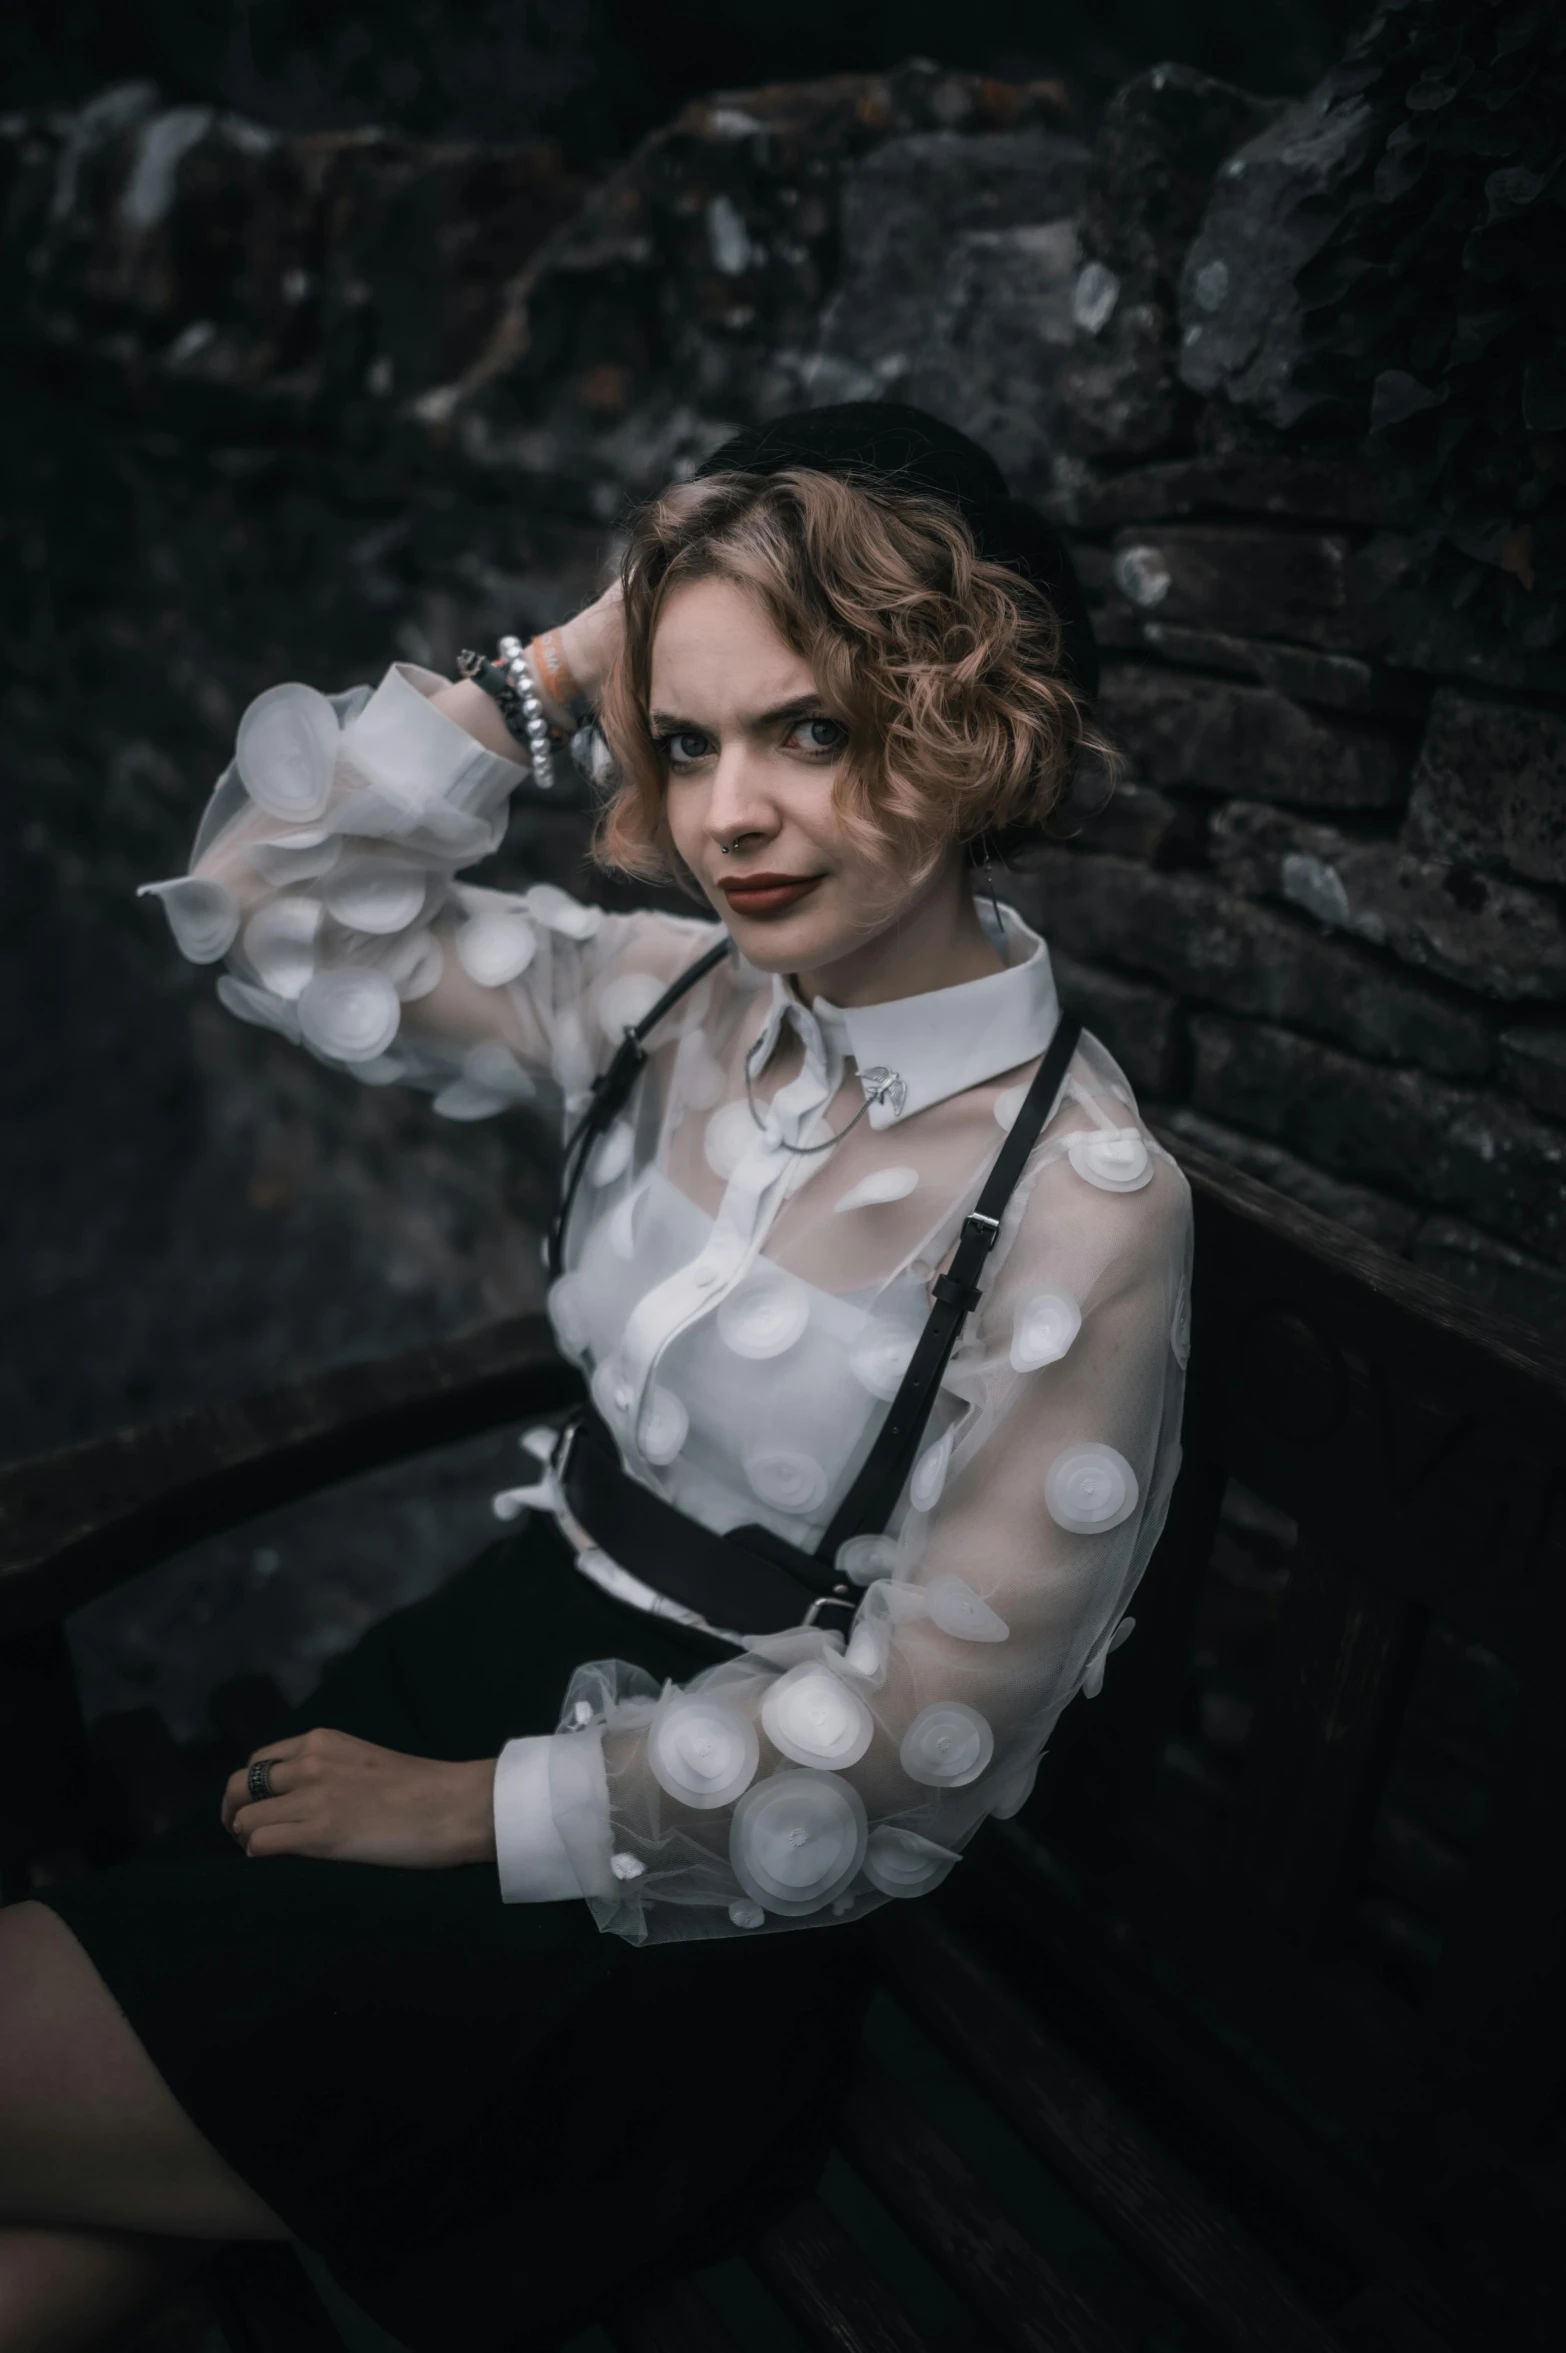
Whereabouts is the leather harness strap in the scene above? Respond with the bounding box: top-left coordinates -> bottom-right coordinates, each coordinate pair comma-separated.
813,1008 -> 1083,1576
546,934 -> 730,1280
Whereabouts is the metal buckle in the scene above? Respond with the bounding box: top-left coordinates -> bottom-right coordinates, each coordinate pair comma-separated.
803,1587 -> 856,1629
552,1412 -> 582,1490
964,1210 -> 1002,1250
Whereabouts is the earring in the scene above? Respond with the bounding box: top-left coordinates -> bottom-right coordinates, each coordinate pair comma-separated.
982,839 -> 1004,934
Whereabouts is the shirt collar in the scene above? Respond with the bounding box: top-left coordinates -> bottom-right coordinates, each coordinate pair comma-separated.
756,903 -> 1061,1129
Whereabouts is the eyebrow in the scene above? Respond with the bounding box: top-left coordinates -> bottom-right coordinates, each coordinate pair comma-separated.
648,693 -> 830,734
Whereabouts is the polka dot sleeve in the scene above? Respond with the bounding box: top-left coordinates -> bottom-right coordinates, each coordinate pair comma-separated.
143,663 -> 724,1120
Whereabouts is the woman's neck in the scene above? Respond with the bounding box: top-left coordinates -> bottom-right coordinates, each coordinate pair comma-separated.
793,860 -> 1005,1010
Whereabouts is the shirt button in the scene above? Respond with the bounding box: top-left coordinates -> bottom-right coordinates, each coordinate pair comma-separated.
612,1382 -> 633,1411
692,1264 -> 718,1289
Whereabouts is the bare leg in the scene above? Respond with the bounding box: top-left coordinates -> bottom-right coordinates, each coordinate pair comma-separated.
0,1903 -> 286,2239
0,2227 -> 199,2353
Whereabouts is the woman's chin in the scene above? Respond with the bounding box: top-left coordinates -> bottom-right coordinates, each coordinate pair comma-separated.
719,904 -> 853,974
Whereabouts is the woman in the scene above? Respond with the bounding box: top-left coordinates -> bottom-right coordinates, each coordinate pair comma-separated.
0,405 -> 1190,2349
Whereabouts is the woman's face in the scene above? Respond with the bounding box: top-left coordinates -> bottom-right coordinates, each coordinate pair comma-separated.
650,574 -> 941,981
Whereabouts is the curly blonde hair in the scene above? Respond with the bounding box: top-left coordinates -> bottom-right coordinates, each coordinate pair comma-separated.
594,467 -> 1102,890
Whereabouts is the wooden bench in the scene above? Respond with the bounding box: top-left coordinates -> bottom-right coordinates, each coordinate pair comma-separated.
3,1136 -> 1563,2352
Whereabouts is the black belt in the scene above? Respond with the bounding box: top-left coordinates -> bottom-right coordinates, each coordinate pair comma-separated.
549,958 -> 1083,1640
559,1409 -> 845,1637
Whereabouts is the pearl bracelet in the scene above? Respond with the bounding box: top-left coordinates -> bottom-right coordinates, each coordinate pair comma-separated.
497,635 -> 556,792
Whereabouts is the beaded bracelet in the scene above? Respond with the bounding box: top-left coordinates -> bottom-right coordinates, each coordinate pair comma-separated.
457,644 -> 557,789
498,634 -> 556,792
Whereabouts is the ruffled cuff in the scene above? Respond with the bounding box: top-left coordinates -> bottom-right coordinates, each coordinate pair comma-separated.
342,662 -> 521,827
493,1736 -> 585,1903
177,661 -> 517,894
142,665 -> 538,1074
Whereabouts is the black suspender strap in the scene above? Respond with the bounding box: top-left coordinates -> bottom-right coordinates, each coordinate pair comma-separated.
813,1009 -> 1083,1575
546,934 -> 730,1279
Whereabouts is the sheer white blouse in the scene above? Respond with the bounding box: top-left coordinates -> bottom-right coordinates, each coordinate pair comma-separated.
144,662 -> 1192,1945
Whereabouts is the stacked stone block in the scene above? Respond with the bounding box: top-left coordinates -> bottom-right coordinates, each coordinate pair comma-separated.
1005,488 -> 1566,1338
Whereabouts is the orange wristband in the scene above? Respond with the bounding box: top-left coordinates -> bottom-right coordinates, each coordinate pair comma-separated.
529,627 -> 584,719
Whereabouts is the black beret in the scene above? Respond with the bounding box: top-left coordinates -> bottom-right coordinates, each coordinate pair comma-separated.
695,401 -> 1098,701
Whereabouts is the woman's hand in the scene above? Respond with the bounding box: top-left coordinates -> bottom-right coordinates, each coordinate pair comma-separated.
552,577 -> 624,714
222,1728 -> 498,1870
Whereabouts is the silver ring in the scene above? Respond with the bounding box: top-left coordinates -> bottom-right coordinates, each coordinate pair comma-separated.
247,1758 -> 279,1803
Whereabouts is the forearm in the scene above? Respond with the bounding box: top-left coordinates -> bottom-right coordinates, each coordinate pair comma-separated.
428,676 -> 526,761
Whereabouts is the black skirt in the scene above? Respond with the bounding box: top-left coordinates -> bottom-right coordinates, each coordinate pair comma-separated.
40,1518 -> 869,2351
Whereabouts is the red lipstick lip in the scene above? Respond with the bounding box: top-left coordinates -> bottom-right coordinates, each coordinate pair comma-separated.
718,872 -> 824,917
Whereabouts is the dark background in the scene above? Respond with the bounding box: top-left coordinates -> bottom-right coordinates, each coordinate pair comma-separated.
5,2 -> 1362,152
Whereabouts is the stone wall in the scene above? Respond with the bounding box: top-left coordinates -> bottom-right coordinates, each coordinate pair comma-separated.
1012,57 -> 1566,1339
4,39 -> 1563,1489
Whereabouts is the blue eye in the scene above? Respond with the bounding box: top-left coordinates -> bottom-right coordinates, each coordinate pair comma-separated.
791,716 -> 845,755
662,730 -> 710,767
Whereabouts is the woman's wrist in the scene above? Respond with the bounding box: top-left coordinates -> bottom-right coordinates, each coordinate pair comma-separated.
428,676 -> 528,763
450,1757 -> 500,1865
430,580 -> 622,752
